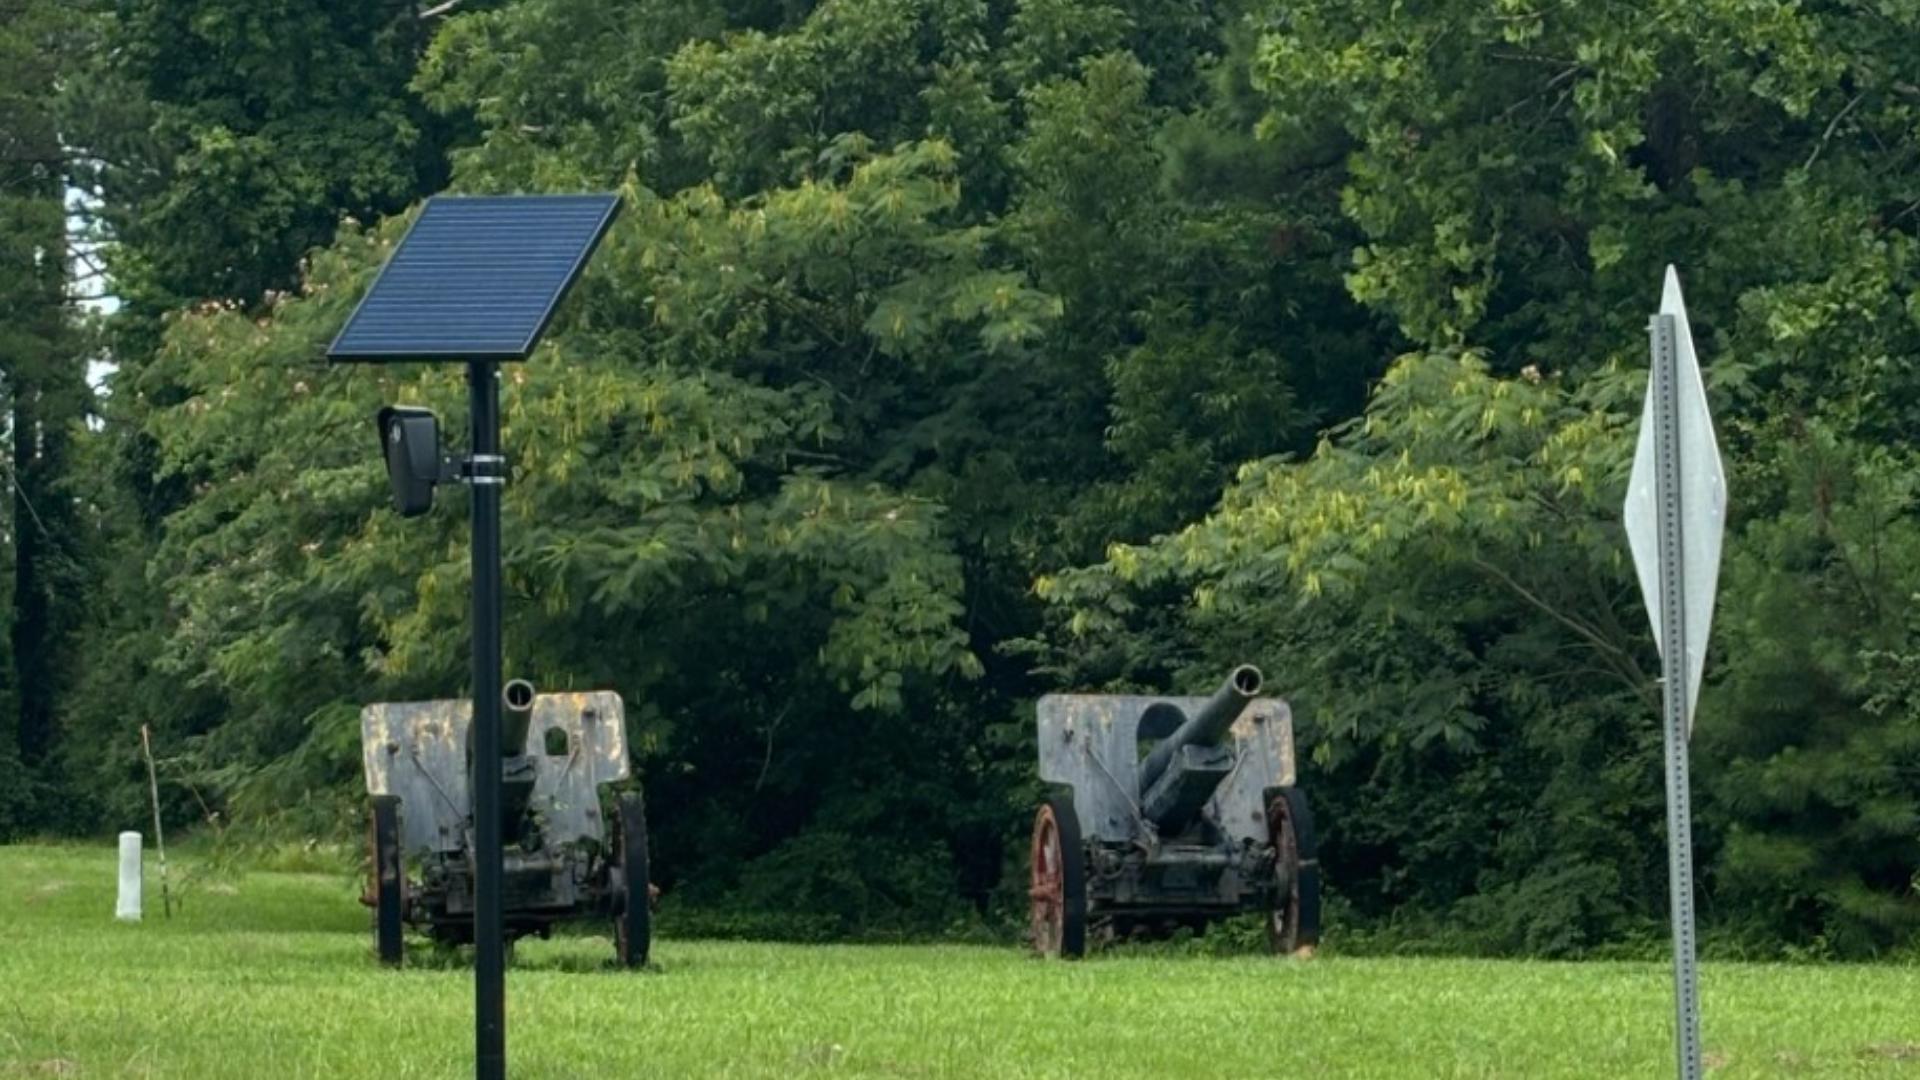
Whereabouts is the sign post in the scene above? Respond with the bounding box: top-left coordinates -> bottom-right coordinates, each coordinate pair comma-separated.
1623,267 -> 1727,1080
328,194 -> 622,1080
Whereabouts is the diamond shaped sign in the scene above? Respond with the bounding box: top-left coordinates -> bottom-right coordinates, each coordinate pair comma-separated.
1623,267 -> 1727,734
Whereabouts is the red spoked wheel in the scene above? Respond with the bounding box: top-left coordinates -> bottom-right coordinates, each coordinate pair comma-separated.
1029,790 -> 1086,959
1266,787 -> 1321,958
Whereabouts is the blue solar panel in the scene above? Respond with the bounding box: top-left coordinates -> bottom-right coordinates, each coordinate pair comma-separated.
327,194 -> 622,363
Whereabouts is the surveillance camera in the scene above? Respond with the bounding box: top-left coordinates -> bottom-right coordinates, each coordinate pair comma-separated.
375,405 -> 443,517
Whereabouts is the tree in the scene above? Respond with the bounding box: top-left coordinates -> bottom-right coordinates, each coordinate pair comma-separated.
1705,430 -> 1920,954
101,0 -> 471,311
1,0 -> 96,835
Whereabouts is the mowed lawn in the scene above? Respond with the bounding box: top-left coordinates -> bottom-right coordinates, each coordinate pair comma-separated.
2,845 -> 1917,1079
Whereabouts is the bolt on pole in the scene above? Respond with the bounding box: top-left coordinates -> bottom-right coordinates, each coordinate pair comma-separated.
1649,312 -> 1702,1080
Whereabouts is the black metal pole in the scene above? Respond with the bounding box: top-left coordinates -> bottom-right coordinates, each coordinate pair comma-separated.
468,360 -> 506,1080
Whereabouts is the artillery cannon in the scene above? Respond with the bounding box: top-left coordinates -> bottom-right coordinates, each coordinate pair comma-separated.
1029,665 -> 1320,957
361,682 -> 654,966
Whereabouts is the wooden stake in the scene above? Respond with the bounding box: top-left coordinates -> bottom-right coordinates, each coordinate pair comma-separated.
141,725 -> 172,919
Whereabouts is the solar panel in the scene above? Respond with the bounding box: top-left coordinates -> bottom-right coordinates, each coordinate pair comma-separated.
327,194 -> 623,363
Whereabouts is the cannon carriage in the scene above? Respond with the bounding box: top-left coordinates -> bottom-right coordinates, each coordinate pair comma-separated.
1029,665 -> 1320,957
361,682 -> 653,966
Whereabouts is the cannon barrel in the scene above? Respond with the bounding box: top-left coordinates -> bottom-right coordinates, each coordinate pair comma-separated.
502,678 -> 536,758
1137,664 -> 1262,796
499,679 -> 539,838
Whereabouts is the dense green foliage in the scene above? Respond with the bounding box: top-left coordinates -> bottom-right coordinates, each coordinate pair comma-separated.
97,0 -> 468,313
6,844 -> 1920,1078
6,0 -> 1918,957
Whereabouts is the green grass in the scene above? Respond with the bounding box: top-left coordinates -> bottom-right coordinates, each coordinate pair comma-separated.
2,845 -> 1917,1078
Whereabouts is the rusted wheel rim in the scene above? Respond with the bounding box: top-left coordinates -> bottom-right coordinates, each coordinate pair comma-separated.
1267,795 -> 1302,954
1029,803 -> 1065,956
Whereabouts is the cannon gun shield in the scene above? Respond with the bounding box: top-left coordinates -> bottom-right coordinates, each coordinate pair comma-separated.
362,691 -> 629,856
1035,688 -> 1294,846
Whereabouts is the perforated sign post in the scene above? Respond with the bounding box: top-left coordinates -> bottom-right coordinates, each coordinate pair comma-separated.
329,193 -> 622,1080
1623,267 -> 1727,1080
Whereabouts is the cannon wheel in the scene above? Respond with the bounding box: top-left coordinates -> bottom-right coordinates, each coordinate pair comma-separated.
1266,786 -> 1321,957
369,795 -> 405,966
611,792 -> 652,968
1029,789 -> 1086,959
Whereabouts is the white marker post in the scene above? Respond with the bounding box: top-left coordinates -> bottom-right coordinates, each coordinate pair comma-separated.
116,831 -> 143,922
1623,268 -> 1727,1080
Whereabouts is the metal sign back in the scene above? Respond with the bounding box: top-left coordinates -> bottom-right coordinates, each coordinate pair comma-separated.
1624,266 -> 1728,1080
1624,266 -> 1727,731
